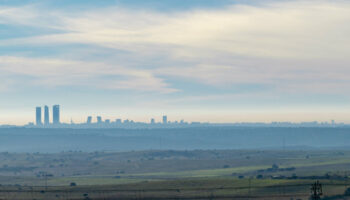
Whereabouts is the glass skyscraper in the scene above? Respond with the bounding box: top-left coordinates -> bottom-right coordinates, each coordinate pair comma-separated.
36,107 -> 42,126
87,116 -> 92,124
97,116 -> 102,124
53,105 -> 60,124
44,105 -> 49,125
163,115 -> 167,124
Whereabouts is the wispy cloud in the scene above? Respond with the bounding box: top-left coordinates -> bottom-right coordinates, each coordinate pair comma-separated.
3,1 -> 350,59
0,56 -> 176,93
0,0 -> 350,111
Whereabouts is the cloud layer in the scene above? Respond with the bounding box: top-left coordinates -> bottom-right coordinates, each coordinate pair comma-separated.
0,0 -> 350,123
1,1 -> 350,91
0,56 -> 176,93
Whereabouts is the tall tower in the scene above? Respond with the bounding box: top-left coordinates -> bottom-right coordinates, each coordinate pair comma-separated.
87,116 -> 92,124
53,105 -> 60,124
97,116 -> 102,124
44,105 -> 49,125
36,107 -> 42,126
162,115 -> 167,124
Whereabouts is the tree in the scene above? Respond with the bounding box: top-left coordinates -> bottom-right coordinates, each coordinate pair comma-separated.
70,182 -> 77,187
272,164 -> 279,169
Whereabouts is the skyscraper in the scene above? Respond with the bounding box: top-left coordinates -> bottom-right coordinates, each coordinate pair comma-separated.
87,116 -> 92,124
162,115 -> 167,124
151,118 -> 155,124
44,105 -> 49,125
53,105 -> 60,124
97,116 -> 102,124
36,107 -> 42,126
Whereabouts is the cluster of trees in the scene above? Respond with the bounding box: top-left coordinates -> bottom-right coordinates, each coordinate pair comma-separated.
257,164 -> 296,173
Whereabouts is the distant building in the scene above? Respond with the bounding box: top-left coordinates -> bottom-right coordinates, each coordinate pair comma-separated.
87,116 -> 92,124
151,118 -> 155,124
97,116 -> 102,124
116,119 -> 122,124
44,105 -> 49,125
36,107 -> 42,126
105,119 -> 110,124
162,115 -> 167,124
53,105 -> 60,124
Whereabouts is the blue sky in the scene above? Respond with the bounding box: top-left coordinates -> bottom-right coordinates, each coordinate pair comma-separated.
0,0 -> 350,124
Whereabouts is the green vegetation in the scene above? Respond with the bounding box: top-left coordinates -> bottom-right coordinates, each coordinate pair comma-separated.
1,150 -> 350,199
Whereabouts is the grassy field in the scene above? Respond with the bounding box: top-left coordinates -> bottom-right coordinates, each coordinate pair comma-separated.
0,178 -> 349,199
1,150 -> 350,199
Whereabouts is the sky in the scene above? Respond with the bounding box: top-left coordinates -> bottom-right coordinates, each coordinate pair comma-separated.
0,0 -> 350,125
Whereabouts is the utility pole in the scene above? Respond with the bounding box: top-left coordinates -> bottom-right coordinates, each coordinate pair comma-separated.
248,178 -> 251,198
44,172 -> 48,191
283,134 -> 286,151
310,181 -> 323,200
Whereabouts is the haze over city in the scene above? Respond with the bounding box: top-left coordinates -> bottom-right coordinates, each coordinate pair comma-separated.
1,0 -> 350,125
0,104 -> 344,128
1,1 -> 350,199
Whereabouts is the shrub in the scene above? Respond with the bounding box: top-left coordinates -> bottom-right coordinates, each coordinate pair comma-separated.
70,182 -> 77,187
344,187 -> 350,196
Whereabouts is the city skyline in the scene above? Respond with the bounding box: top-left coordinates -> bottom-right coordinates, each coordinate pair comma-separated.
0,105 -> 346,127
0,104 -> 350,126
1,0 -> 350,124
35,105 -> 60,126
32,104 -> 186,126
1,1 -> 350,198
